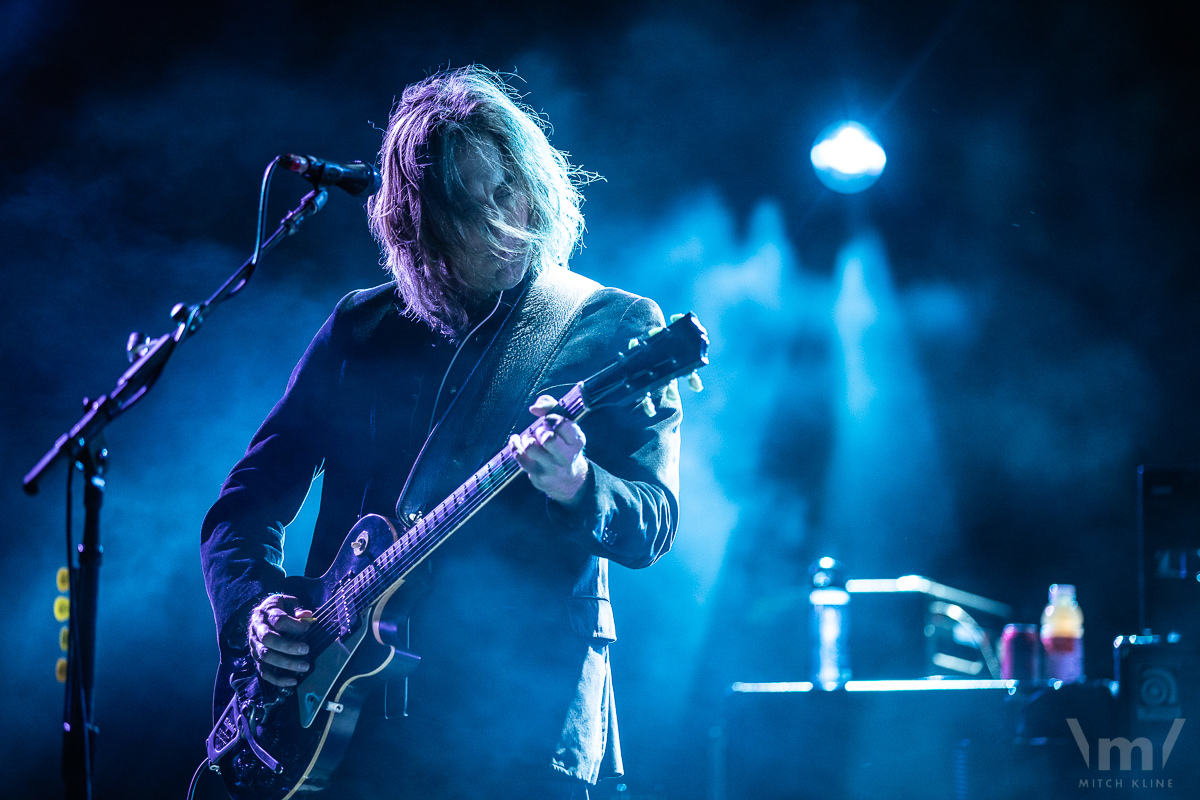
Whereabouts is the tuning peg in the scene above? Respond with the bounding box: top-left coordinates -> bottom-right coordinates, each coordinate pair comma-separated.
648,326 -> 664,337
628,338 -> 640,350
664,379 -> 680,405
670,313 -> 685,323
687,371 -> 704,393
639,393 -> 657,417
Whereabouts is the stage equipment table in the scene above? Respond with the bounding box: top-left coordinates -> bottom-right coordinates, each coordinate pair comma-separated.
713,678 -> 1198,800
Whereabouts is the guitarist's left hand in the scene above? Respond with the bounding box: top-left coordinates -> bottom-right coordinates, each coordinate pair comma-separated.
511,394 -> 589,507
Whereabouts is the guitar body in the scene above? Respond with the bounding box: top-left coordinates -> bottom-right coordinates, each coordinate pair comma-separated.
208,515 -> 421,800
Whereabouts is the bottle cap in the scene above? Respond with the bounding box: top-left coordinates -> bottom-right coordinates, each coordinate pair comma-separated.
1049,583 -> 1076,602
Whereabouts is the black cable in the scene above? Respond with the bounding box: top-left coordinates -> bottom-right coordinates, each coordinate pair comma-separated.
224,156 -> 282,301
252,157 -> 283,268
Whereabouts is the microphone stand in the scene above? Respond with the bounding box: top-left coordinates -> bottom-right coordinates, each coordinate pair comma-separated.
23,184 -> 329,800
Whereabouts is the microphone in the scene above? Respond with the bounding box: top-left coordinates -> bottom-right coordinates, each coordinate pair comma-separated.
281,154 -> 381,197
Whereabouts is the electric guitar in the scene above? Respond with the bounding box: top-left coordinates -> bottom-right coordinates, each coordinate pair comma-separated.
204,312 -> 709,799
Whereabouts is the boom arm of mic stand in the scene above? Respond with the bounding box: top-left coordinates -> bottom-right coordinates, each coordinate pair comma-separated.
22,187 -> 329,495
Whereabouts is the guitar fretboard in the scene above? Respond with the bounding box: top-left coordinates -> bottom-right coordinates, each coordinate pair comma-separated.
302,384 -> 587,651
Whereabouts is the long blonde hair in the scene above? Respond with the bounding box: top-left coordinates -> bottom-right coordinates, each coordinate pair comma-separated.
368,66 -> 591,335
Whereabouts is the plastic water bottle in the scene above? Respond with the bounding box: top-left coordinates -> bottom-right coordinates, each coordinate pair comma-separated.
1040,583 -> 1084,682
809,557 -> 851,690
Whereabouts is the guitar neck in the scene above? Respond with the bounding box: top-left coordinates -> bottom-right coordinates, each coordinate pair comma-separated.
323,384 -> 588,629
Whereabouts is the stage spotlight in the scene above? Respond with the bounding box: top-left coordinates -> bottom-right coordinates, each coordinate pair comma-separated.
810,121 -> 887,194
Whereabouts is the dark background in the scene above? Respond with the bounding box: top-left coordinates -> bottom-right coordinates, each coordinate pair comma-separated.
3,0 -> 1198,797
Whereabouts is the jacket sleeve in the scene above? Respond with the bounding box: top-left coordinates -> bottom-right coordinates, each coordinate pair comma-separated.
546,294 -> 682,569
199,306 -> 341,658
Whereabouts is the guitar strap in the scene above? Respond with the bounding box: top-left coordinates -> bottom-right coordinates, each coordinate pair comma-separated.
394,267 -> 601,524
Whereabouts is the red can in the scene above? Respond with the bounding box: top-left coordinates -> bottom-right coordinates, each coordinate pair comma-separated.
1000,624 -> 1043,682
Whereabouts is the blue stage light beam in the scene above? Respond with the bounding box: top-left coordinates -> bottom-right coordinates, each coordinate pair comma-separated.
824,234 -> 956,576
810,121 -> 887,194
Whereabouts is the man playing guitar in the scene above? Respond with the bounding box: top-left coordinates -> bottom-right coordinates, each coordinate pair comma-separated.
200,65 -> 682,800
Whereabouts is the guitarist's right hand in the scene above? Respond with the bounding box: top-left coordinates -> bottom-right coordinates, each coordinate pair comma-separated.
247,594 -> 314,687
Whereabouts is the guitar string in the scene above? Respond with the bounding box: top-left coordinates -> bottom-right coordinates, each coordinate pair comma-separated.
293,387 -> 588,652
268,350 -> 687,693
342,386 -> 588,600
297,367 -> 648,646
246,329 -> 694,702
344,390 -> 607,623
305,452 -> 519,636
350,401 -> 573,602
299,440 -> 535,649
297,448 -> 521,648
331,389 -> 584,623
296,385 -> 591,645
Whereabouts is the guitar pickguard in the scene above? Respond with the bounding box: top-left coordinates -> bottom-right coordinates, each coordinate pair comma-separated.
296,621 -> 369,729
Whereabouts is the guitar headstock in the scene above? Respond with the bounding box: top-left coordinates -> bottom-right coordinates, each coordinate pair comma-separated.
580,312 -> 709,412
